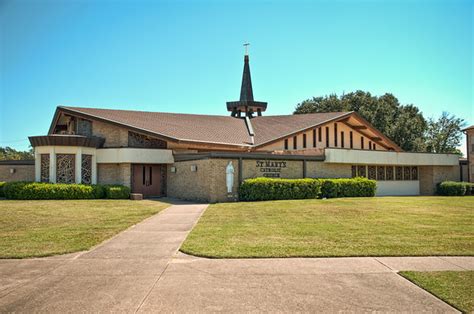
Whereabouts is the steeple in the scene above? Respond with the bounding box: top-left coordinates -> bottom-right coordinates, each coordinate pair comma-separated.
227,44 -> 267,118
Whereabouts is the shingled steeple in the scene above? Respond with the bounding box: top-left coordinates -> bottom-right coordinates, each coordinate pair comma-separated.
227,46 -> 267,118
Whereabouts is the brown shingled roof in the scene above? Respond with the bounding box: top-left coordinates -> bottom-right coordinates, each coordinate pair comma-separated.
52,107 -> 352,148
58,107 -> 253,146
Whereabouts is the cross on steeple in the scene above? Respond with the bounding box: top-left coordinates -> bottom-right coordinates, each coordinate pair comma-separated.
243,42 -> 250,56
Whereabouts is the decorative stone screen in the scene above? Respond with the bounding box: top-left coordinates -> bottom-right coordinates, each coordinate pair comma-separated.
56,154 -> 75,183
81,154 -> 92,184
128,131 -> 167,149
352,165 -> 419,181
40,154 -> 50,182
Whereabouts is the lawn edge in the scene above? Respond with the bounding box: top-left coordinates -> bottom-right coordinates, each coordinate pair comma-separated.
398,271 -> 465,313
178,248 -> 474,259
0,202 -> 171,259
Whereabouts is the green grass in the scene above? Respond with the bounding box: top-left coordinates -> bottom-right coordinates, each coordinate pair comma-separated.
0,199 -> 169,258
181,196 -> 474,258
400,271 -> 474,313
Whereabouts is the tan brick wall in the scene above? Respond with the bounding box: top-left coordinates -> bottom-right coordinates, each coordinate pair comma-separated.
167,159 -> 213,202
92,120 -> 128,148
419,165 -> 460,195
97,163 -> 131,187
306,161 -> 351,178
0,165 -> 35,182
208,159 -> 240,202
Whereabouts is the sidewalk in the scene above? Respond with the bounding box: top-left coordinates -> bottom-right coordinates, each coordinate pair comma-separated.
0,200 -> 472,313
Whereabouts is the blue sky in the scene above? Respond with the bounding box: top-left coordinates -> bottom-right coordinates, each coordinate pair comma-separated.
1,0 -> 472,152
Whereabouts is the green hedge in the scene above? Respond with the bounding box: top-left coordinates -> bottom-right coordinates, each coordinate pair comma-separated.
239,177 -> 376,201
0,182 -> 5,198
3,182 -> 130,200
320,177 -> 377,198
437,181 -> 474,196
239,178 -> 321,201
104,185 -> 131,199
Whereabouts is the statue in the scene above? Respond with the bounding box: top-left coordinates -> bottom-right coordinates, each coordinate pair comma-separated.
226,161 -> 234,193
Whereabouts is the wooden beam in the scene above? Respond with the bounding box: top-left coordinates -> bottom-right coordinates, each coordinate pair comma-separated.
352,125 -> 367,130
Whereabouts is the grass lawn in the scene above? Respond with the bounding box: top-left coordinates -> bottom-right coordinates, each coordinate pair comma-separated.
0,199 -> 169,258
180,196 -> 474,258
400,271 -> 473,313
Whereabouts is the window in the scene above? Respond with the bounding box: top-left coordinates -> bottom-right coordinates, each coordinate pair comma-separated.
358,165 -> 366,177
396,166 -> 403,180
373,144 -> 376,150
293,136 -> 297,149
351,166 -> 357,177
334,123 -> 338,147
325,127 -> 329,147
377,166 -> 385,180
312,129 -> 316,147
284,139 -> 289,150
368,166 -> 376,180
361,137 -> 365,149
40,154 -> 50,183
318,127 -> 322,142
56,154 -> 75,184
350,131 -> 353,149
411,166 -> 418,180
303,134 -> 307,148
369,141 -> 372,150
403,167 -> 411,180
81,154 -> 92,184
386,166 -> 394,180
341,131 -> 345,148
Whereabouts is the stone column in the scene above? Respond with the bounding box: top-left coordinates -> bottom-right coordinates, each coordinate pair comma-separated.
34,149 -> 41,182
75,147 -> 82,184
49,147 -> 56,183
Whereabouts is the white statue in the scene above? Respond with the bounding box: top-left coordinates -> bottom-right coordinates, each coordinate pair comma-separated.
226,161 -> 234,193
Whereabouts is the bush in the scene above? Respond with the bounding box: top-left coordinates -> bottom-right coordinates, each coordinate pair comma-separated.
239,178 -> 321,201
103,185 -> 130,199
320,177 -> 377,198
0,182 -> 5,197
3,182 -> 127,200
437,181 -> 472,196
239,177 -> 376,201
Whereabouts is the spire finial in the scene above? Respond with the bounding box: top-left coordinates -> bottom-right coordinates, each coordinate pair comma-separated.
243,42 -> 250,56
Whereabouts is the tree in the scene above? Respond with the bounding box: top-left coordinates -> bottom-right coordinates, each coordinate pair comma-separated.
294,91 -> 427,151
0,146 -> 34,160
424,112 -> 466,154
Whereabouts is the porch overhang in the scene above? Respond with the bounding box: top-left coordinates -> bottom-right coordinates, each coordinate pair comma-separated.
96,148 -> 174,164
29,135 -> 105,148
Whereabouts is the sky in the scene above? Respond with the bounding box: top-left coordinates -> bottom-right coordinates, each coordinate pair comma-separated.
1,0 -> 473,153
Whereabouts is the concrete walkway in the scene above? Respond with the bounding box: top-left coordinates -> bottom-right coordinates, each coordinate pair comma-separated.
0,201 -> 472,313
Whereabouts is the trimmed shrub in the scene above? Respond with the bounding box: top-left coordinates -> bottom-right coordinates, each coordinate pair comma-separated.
436,181 -> 472,196
3,182 -> 125,200
239,178 -> 321,201
239,177 -> 376,201
320,177 -> 377,198
0,182 -> 5,197
103,185 -> 130,199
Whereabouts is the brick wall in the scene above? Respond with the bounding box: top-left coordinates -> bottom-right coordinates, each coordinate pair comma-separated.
419,166 -> 460,195
167,159 -> 213,202
97,163 -> 131,187
306,161 -> 351,178
92,120 -> 128,147
0,165 -> 35,182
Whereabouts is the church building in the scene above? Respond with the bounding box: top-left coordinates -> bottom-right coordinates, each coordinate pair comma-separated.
26,53 -> 460,202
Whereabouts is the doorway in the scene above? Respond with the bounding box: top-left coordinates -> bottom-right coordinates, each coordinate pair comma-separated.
132,164 -> 162,198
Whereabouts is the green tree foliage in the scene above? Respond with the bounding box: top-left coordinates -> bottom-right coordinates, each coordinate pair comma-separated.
293,91 -> 462,153
425,112 -> 466,154
0,146 -> 34,161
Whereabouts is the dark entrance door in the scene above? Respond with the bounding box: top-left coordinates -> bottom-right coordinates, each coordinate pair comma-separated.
132,164 -> 162,198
